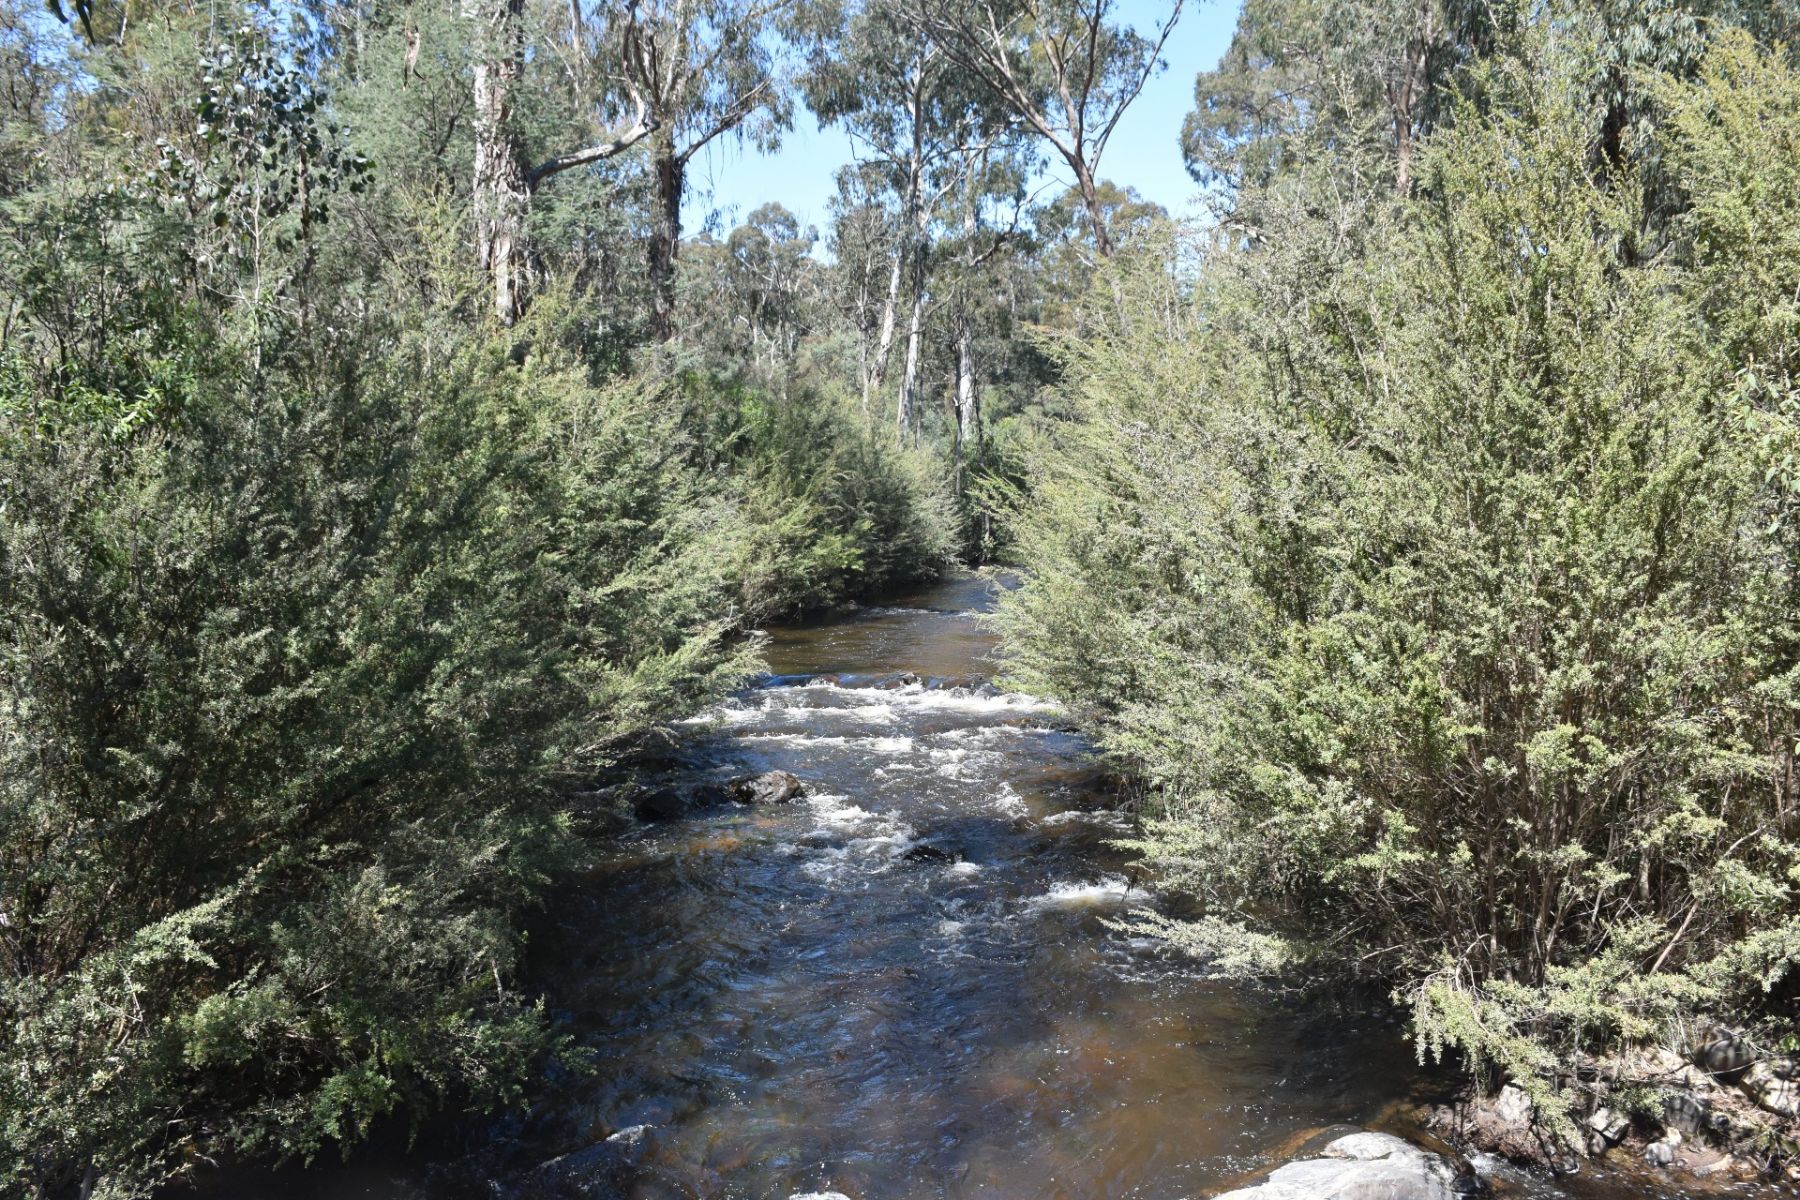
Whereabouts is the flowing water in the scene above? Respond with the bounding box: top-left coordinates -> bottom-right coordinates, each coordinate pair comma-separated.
192,572 -> 1698,1200
513,572 -> 1425,1199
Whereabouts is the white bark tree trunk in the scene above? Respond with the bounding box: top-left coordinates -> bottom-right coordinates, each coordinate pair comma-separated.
471,0 -> 529,325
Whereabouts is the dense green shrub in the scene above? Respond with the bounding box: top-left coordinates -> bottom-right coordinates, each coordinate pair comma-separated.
680,371 -> 958,617
0,164 -> 959,1194
998,37 -> 1800,1132
0,281 -> 754,1195
0,6 -> 957,1196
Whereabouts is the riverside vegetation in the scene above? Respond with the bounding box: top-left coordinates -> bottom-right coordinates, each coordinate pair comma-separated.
0,4 -> 967,1194
997,2 -> 1800,1175
4,0 -> 1800,1197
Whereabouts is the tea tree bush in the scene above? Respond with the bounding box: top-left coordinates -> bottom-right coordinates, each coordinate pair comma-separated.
717,379 -> 960,617
0,266 -> 753,1194
999,39 -> 1800,1129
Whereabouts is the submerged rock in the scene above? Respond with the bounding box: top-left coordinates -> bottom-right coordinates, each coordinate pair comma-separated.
688,782 -> 733,809
633,788 -> 687,822
512,1140 -> 634,1199
1212,1130 -> 1485,1200
900,842 -> 957,865
730,770 -> 806,804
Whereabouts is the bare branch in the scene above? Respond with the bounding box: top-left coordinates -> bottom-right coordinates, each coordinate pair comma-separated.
528,113 -> 659,187
1092,0 -> 1183,161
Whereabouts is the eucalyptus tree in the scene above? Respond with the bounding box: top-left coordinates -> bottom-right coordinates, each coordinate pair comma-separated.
807,0 -> 1021,441
724,201 -> 821,370
937,134 -> 1031,486
468,0 -> 657,325
1180,0 -> 1520,200
824,161 -> 903,416
916,0 -> 1181,256
611,0 -> 800,341
1,0 -> 72,199
807,0 -> 956,425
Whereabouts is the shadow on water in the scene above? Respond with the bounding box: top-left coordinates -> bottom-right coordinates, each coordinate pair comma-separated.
176,572 -> 1524,1200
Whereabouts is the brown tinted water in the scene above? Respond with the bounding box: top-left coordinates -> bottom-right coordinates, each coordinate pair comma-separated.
184,572 -> 1699,1200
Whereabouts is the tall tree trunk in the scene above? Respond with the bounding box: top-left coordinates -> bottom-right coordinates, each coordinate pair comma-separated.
953,177 -> 981,490
866,240 -> 905,411
471,0 -> 529,325
1389,0 -> 1439,197
954,316 -> 978,475
897,242 -> 927,446
1074,160 -> 1113,257
865,66 -> 928,409
649,145 -> 684,342
854,245 -> 876,417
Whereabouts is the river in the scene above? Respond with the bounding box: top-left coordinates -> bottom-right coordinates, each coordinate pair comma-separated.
190,572 -> 1705,1200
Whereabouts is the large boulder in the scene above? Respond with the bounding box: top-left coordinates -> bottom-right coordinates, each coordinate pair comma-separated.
730,770 -> 806,805
1583,1104 -> 1631,1154
1743,1059 -> 1800,1119
1691,1024 -> 1759,1077
1213,1131 -> 1483,1200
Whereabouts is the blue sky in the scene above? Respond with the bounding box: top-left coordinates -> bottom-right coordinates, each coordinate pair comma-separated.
680,0 -> 1242,238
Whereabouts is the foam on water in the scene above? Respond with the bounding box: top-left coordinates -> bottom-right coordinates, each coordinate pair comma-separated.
1040,809 -> 1134,831
990,783 -> 1027,817
735,733 -> 916,754
803,793 -> 874,826
674,683 -> 1059,748
798,824 -> 918,880
782,681 -> 1057,716
673,704 -> 761,728
791,789 -> 921,882
1027,876 -> 1135,910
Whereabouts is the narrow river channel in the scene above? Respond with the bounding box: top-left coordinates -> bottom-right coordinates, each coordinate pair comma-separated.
194,572 -> 1683,1200
517,571 -> 1422,1198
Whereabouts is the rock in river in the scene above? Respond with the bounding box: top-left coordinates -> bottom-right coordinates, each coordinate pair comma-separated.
1213,1130 -> 1484,1200
730,770 -> 806,804
632,787 -> 687,822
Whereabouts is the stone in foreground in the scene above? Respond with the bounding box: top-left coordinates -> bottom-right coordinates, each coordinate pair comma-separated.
1213,1130 -> 1483,1200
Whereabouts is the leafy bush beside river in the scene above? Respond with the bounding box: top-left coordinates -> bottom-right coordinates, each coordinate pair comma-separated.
0,275 -> 948,1196
998,30 -> 1800,1144
0,112 -> 950,1200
